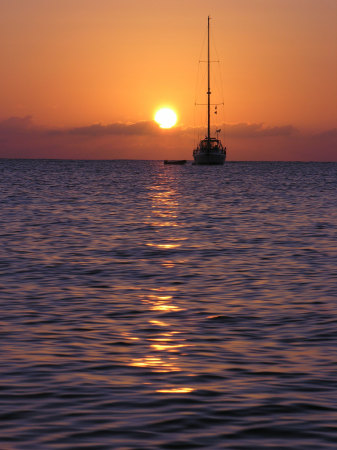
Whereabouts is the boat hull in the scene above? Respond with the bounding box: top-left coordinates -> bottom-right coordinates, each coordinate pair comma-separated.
193,150 -> 226,165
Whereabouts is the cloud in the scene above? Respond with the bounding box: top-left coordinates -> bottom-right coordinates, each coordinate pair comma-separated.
0,116 -> 168,139
181,122 -> 298,139
0,116 -> 336,161
0,116 -> 181,159
0,115 -> 34,132
224,123 -> 297,138
313,128 -> 337,139
52,120 -> 163,137
0,116 -> 297,139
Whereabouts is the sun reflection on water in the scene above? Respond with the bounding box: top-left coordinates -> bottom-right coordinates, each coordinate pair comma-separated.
148,220 -> 179,227
129,175 -> 194,393
130,355 -> 181,373
146,242 -> 182,249
142,294 -> 183,312
149,319 -> 170,327
156,387 -> 194,394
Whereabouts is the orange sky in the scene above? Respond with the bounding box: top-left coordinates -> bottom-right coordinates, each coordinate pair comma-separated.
1,0 -> 336,160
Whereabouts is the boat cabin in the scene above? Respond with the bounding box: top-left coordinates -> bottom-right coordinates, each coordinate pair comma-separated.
196,138 -> 225,153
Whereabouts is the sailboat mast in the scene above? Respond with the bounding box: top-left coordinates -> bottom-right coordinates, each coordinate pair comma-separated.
193,16 -> 226,165
207,16 -> 211,141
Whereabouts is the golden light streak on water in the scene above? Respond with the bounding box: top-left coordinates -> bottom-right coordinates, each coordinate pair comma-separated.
146,243 -> 182,249
150,344 -> 187,351
149,319 -> 171,327
156,387 -> 195,394
130,356 -> 181,373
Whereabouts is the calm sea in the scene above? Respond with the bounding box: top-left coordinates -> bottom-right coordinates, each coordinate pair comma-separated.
1,159 -> 337,449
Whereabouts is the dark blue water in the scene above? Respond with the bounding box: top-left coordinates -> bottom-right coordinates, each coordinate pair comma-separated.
1,159 -> 337,449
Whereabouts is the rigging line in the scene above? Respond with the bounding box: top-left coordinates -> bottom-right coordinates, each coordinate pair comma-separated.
198,26 -> 208,62
194,19 -> 215,144
210,21 -> 226,143
195,21 -> 208,105
210,67 -> 226,143
194,62 -> 208,143
211,25 -> 225,106
194,63 -> 204,145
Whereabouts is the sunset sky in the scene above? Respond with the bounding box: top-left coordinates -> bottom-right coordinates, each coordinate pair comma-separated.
1,0 -> 336,160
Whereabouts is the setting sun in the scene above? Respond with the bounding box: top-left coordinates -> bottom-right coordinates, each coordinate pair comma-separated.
154,108 -> 177,129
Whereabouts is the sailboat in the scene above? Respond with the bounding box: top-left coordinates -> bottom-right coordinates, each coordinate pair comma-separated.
193,16 -> 226,165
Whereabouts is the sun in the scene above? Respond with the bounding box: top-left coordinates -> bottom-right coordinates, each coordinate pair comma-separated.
154,108 -> 177,129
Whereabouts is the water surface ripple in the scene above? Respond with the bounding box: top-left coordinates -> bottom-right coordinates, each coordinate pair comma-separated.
1,160 -> 337,449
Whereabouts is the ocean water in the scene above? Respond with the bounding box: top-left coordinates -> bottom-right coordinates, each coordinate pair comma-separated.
0,159 -> 337,449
